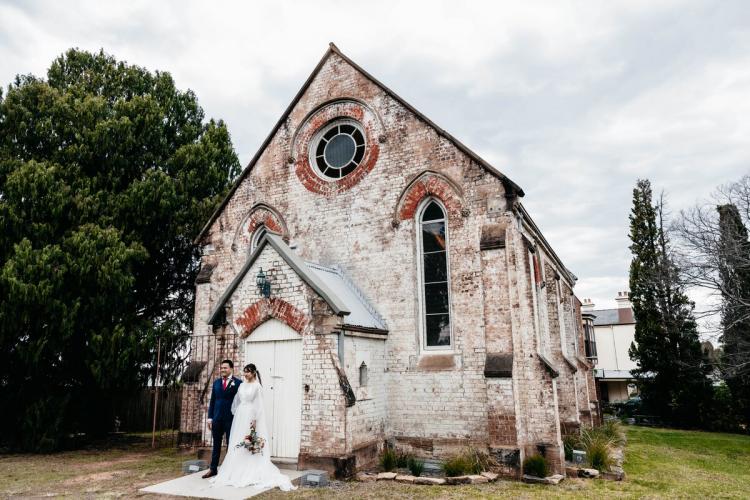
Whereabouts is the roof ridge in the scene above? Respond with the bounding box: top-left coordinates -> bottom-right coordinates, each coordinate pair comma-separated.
194,43 -> 524,244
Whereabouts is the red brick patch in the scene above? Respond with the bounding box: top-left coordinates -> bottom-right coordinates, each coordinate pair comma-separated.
292,99 -> 382,195
236,297 -> 309,335
396,172 -> 463,220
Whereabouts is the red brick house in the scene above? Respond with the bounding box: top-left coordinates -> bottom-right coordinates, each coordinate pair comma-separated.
181,43 -> 598,477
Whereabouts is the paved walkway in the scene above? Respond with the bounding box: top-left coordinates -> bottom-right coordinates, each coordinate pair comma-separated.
140,467 -> 304,499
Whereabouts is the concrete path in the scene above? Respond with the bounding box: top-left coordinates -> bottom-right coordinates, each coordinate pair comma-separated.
140,468 -> 304,499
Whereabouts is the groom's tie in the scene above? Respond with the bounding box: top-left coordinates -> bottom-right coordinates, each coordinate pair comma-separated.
222,378 -> 227,391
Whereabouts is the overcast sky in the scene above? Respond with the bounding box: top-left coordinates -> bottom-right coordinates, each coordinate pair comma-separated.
1,0 -> 748,329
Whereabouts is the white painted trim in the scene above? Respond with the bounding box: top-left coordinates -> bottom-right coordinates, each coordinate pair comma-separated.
307,118 -> 366,181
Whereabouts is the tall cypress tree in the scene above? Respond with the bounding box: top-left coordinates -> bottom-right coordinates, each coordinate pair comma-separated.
628,179 -> 712,427
717,204 -> 750,426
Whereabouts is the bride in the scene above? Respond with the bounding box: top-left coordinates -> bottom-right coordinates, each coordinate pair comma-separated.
211,363 -> 296,491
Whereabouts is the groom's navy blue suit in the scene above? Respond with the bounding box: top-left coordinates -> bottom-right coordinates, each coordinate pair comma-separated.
208,375 -> 242,473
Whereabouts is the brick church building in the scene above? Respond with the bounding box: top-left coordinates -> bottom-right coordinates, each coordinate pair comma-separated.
181,43 -> 598,477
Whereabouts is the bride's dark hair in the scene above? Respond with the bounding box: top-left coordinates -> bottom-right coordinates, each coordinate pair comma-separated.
243,363 -> 262,386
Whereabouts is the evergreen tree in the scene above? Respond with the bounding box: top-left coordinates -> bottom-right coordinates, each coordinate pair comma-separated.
717,203 -> 750,426
0,49 -> 240,450
628,179 -> 713,427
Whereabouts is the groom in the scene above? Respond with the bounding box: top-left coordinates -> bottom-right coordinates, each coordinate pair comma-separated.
202,359 -> 242,478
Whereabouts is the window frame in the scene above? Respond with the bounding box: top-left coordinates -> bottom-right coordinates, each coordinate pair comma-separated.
308,118 -> 366,181
416,197 -> 453,351
250,225 -> 268,254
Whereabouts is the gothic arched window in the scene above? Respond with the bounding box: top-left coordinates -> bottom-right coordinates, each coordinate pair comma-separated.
419,199 -> 451,348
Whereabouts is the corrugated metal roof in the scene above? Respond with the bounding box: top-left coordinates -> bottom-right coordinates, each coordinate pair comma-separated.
207,233 -> 387,332
306,262 -> 387,331
594,369 -> 634,380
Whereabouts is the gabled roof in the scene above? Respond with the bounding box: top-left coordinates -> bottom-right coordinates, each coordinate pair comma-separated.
207,233 -> 388,333
207,233 -> 350,325
194,43 -> 525,244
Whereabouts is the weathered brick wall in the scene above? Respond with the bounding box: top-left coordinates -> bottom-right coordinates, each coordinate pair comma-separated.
486,378 -> 517,446
503,220 -> 564,474
342,334 -> 387,460
186,50 -> 587,470
542,262 -> 579,431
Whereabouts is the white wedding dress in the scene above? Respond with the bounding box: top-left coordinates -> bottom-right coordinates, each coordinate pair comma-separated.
211,380 -> 296,491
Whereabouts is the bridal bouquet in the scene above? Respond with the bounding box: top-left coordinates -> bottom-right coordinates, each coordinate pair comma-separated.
235,420 -> 265,454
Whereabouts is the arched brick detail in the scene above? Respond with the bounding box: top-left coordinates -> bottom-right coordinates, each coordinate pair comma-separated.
235,297 -> 308,337
395,171 -> 464,221
292,99 -> 382,196
232,203 -> 290,254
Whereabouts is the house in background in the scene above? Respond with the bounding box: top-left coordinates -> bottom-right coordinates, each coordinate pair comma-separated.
582,292 -> 638,403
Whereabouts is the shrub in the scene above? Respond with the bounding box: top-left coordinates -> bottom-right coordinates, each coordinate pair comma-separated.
379,447 -> 397,471
442,455 -> 471,477
586,439 -> 614,471
463,447 -> 496,474
523,454 -> 550,478
579,427 -> 615,472
396,450 -> 411,468
407,456 -> 425,477
563,434 -> 580,461
600,420 -> 625,446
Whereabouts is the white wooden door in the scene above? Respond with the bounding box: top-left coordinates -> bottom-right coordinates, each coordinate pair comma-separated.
244,320 -> 302,461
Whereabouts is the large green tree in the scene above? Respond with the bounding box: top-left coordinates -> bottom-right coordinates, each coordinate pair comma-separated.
628,179 -> 713,427
0,49 -> 240,450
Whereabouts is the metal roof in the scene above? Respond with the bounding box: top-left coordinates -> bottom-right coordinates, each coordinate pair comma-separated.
594,369 -> 634,380
592,308 -> 635,326
306,263 -> 387,331
207,233 -> 350,325
207,233 -> 387,333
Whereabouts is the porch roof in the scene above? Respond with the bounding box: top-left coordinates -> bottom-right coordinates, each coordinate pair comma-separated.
207,233 -> 387,332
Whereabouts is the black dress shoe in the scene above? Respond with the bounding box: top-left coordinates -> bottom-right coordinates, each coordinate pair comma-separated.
202,470 -> 217,479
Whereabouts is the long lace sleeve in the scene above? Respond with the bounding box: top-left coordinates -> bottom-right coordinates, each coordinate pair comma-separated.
231,386 -> 240,415
247,383 -> 259,421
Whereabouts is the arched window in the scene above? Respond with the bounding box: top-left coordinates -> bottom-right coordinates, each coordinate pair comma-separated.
359,362 -> 368,387
250,226 -> 268,253
419,200 -> 451,348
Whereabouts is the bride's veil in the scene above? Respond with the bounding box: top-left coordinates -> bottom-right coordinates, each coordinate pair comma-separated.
253,382 -> 272,458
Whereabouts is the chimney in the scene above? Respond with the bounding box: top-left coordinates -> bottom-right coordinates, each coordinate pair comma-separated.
615,291 -> 632,309
581,298 -> 595,313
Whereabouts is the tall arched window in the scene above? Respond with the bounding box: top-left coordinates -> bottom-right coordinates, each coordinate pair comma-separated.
419,200 -> 451,348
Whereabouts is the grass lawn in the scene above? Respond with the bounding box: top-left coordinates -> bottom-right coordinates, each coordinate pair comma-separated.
0,435 -> 191,499
258,426 -> 750,499
1,426 -> 748,499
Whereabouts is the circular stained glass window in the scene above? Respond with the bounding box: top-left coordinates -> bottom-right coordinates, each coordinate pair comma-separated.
311,120 -> 366,179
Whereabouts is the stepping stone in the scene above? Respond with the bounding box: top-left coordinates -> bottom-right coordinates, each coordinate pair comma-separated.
480,471 -> 498,482
545,474 -> 565,485
445,475 -> 471,485
467,474 -> 489,484
395,474 -> 416,483
523,474 -> 565,485
356,472 -> 376,482
580,468 -> 599,478
376,472 -> 397,481
414,477 -> 446,485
